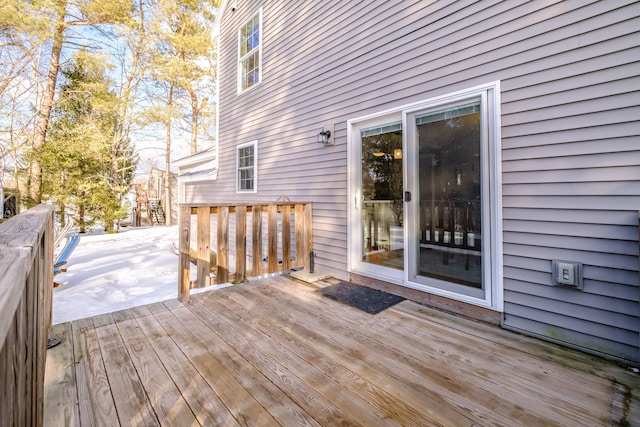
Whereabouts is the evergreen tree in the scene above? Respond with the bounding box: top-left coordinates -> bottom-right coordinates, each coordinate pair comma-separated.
40,51 -> 137,231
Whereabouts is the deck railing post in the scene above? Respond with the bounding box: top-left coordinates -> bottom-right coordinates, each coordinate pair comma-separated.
178,205 -> 191,302
217,206 -> 229,284
37,215 -> 54,426
294,204 -> 304,269
252,205 -> 263,277
236,205 -> 247,282
303,203 -> 313,272
267,204 -> 278,274
281,204 -> 291,271
196,206 -> 210,289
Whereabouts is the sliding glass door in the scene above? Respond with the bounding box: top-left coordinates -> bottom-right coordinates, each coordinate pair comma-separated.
405,93 -> 495,305
406,99 -> 486,299
349,83 -> 500,308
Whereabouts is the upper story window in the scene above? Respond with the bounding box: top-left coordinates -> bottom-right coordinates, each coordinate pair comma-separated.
237,141 -> 257,192
238,9 -> 262,93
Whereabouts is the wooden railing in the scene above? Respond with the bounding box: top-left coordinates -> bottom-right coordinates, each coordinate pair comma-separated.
178,202 -> 312,302
0,204 -> 54,427
362,200 -> 402,251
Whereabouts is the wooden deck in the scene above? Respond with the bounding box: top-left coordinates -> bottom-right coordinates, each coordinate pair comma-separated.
44,275 -> 638,426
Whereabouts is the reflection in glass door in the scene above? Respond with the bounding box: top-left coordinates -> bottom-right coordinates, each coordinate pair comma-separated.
410,101 -> 485,299
360,123 -> 404,271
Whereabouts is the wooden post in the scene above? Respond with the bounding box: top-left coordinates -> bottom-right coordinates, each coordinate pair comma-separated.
294,204 -> 304,269
196,206 -> 210,289
303,203 -> 313,272
236,205 -> 247,282
281,204 -> 291,271
178,205 -> 191,302
217,206 -> 229,284
268,204 -> 278,274
252,205 -> 263,277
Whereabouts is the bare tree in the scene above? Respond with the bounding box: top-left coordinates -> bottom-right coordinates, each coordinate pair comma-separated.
143,0 -> 218,225
0,0 -> 134,205
0,38 -> 42,207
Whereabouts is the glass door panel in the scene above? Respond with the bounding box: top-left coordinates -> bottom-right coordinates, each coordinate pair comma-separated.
360,122 -> 404,271
411,101 -> 484,298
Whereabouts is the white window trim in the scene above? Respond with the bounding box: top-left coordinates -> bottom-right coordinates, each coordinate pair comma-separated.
347,81 -> 503,311
237,8 -> 262,94
236,140 -> 258,193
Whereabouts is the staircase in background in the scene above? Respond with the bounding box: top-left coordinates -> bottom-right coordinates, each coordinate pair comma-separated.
148,199 -> 166,226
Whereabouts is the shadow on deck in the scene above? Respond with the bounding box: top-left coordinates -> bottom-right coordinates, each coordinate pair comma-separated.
45,275 -> 638,426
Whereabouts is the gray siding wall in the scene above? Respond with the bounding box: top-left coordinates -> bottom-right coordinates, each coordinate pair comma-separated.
206,0 -> 639,363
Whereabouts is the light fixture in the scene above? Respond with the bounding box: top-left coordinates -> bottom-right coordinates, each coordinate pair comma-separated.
393,149 -> 403,159
372,151 -> 385,157
317,129 -> 332,145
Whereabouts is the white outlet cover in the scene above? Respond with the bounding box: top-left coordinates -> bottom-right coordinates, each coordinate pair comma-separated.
556,262 -> 575,285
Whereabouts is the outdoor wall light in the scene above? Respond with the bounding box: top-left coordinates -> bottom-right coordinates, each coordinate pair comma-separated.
317,130 -> 332,145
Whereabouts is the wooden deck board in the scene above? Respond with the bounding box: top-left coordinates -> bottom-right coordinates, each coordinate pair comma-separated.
212,286 -> 450,426
155,307 -> 278,426
265,281 -> 600,424
232,279 -> 508,425
181,300 -> 322,426
134,311 -> 238,427
71,316 -> 118,427
95,316 -> 160,426
190,293 -> 387,427
44,322 -> 79,427
114,316 -> 199,426
45,275 -> 638,426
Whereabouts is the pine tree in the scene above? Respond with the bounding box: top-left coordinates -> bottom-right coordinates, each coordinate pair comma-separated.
40,50 -> 137,231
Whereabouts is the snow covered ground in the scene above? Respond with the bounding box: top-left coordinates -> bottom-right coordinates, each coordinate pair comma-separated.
52,226 -> 223,324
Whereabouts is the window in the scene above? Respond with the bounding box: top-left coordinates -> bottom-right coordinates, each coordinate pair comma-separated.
238,10 -> 261,92
237,141 -> 257,192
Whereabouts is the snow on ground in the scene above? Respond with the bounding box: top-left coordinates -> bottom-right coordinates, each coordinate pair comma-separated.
52,225 -> 223,324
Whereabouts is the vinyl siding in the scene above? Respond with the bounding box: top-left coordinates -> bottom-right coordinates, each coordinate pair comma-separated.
497,0 -> 640,363
202,0 -> 639,363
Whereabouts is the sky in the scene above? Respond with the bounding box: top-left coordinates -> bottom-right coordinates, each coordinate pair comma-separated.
52,225 -> 228,324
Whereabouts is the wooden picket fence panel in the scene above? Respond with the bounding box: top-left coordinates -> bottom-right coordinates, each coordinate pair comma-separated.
178,202 -> 312,302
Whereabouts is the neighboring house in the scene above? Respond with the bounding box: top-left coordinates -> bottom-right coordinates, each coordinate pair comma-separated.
175,1 -> 639,365
173,147 -> 218,204
1,189 -> 18,219
0,187 -> 20,219
1,178 -> 20,219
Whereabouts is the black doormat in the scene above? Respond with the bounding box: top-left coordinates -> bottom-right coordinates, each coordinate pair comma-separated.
317,281 -> 405,314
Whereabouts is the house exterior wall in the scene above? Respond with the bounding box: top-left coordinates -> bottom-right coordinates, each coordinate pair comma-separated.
204,0 -> 639,363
